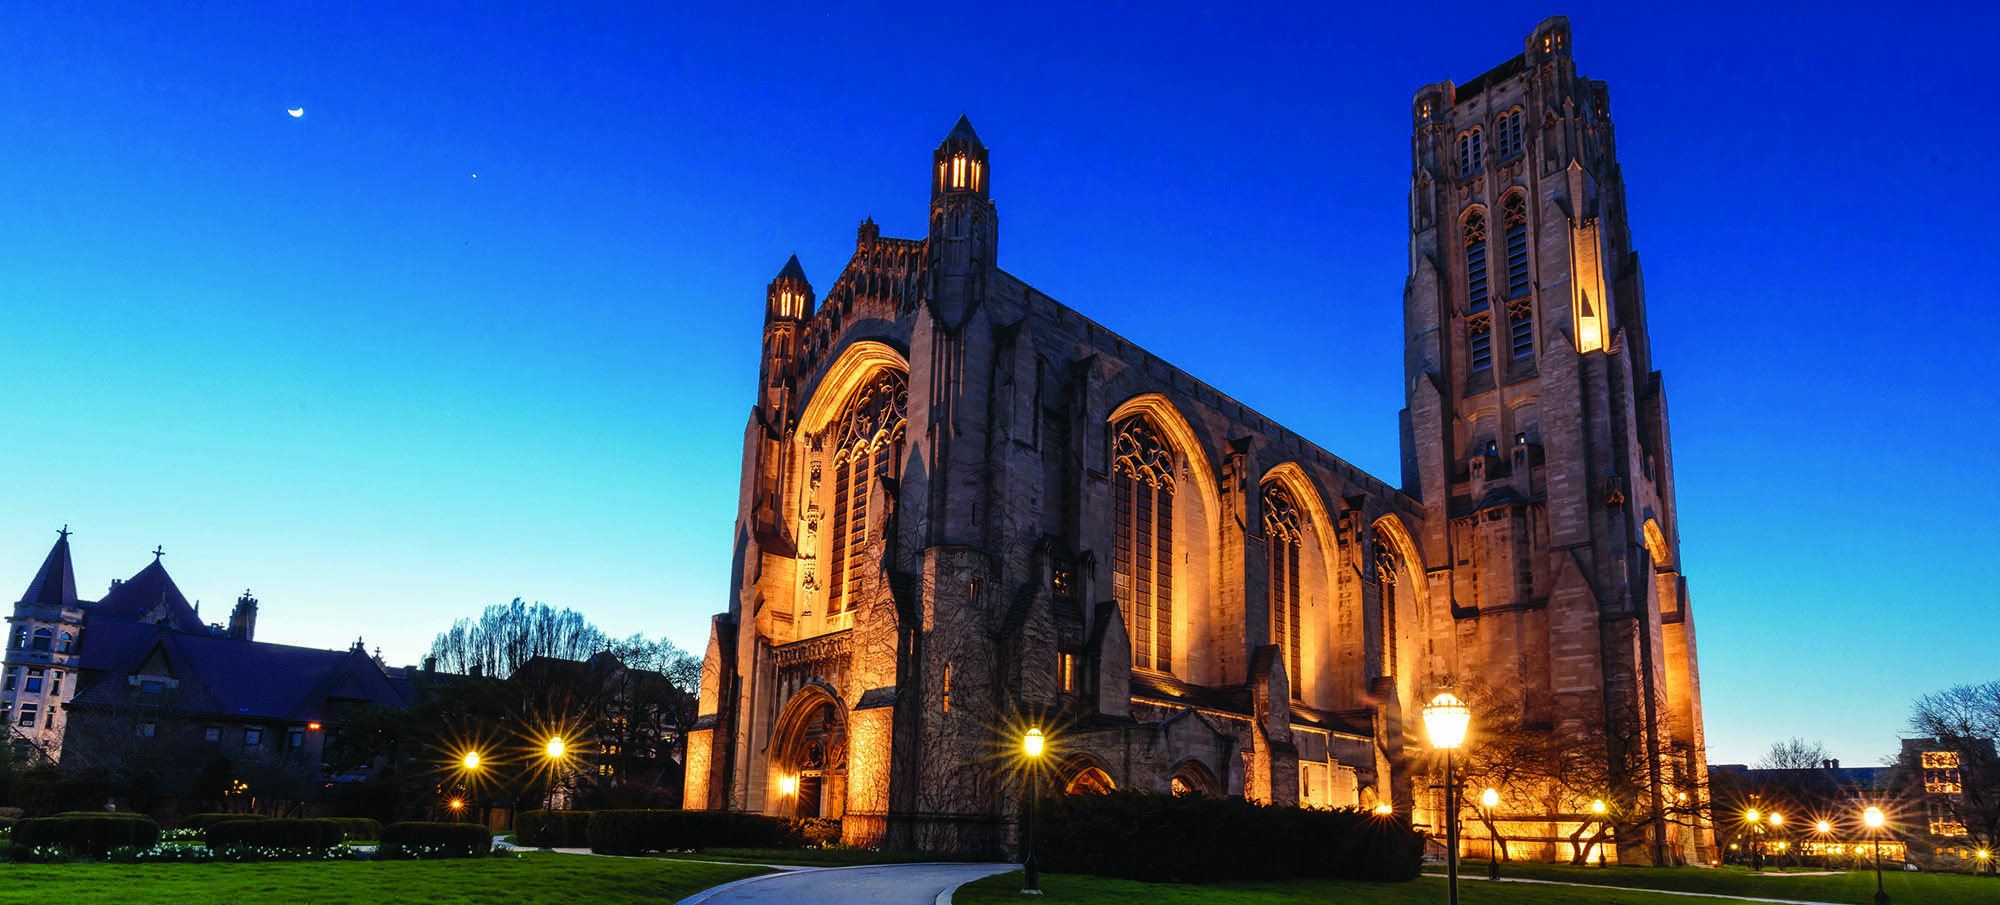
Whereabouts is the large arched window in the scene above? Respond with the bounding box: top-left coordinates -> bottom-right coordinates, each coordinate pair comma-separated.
1262,483 -> 1304,697
1465,211 -> 1492,372
31,628 -> 51,652
1376,544 -> 1401,679
1504,194 -> 1534,359
827,370 -> 907,617
1112,415 -> 1175,674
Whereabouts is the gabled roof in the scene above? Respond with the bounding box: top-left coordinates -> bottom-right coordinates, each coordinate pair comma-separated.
776,254 -> 808,283
70,616 -> 408,723
92,558 -> 203,631
21,530 -> 79,606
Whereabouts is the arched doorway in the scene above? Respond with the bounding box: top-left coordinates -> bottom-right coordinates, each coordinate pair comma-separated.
770,688 -> 847,818
1061,755 -> 1117,795
1170,759 -> 1219,797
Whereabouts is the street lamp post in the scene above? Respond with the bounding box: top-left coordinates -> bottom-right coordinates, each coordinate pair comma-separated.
1023,727 -> 1045,894
1481,788 -> 1501,881
540,737 -> 568,852
1815,820 -> 1832,871
1745,808 -> 1763,871
1864,806 -> 1887,905
1591,799 -> 1608,867
1424,690 -> 1471,905
1770,813 -> 1785,868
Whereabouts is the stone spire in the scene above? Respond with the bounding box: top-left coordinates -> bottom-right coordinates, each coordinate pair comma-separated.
21,527 -> 78,607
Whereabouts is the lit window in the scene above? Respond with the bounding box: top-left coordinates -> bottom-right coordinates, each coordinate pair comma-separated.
1458,128 -> 1484,176
1112,415 -> 1176,673
1262,483 -> 1305,698
943,662 -> 951,713
1058,652 -> 1076,693
828,371 -> 907,618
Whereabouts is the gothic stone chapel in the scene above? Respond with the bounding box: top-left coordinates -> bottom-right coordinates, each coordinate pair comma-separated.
686,17 -> 1711,866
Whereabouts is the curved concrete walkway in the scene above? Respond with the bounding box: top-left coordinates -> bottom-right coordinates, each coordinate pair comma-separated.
675,862 -> 1017,905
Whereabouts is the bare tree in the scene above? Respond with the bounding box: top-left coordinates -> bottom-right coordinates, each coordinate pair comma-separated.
1906,681 -> 2000,868
1756,737 -> 1830,771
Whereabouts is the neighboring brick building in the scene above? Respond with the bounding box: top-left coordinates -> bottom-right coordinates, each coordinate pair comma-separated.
688,17 -> 1710,864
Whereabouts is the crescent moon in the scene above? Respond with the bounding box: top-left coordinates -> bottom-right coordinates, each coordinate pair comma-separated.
287,108 -> 304,118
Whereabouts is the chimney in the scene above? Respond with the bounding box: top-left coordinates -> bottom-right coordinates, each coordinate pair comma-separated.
470,664 -> 484,679
423,656 -> 437,679
229,589 -> 259,641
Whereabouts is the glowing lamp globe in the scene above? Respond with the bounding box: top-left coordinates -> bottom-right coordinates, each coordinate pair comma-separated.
1373,803 -> 1393,816
1592,799 -> 1607,815
779,775 -> 797,796
462,752 -> 481,770
1816,820 -> 1831,833
1024,727 -> 1045,758
1746,808 -> 1760,823
1770,812 -> 1784,827
1423,691 -> 1471,750
1863,806 -> 1884,829
546,737 -> 566,758
449,798 -> 464,809
1481,788 -> 1499,808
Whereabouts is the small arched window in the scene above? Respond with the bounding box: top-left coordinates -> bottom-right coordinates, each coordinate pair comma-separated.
1498,109 -> 1525,159
56,632 -> 74,654
1458,128 -> 1484,176
827,371 -> 908,617
1465,211 -> 1492,372
31,628 -> 51,652
1112,415 -> 1176,674
1262,483 -> 1304,697
10,627 -> 24,649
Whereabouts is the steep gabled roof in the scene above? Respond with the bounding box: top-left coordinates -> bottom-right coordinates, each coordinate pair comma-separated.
21,530 -> 79,606
70,616 -> 408,722
944,114 -> 983,146
93,558 -> 203,631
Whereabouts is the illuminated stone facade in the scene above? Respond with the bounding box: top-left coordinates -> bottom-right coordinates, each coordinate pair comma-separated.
689,18 -> 1709,863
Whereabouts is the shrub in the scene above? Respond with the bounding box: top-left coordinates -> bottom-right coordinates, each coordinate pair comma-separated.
206,818 -> 346,849
586,810 -> 840,855
326,817 -> 383,842
1034,791 -> 1423,884
11,814 -> 162,857
377,821 -> 494,859
515,810 -> 593,847
181,812 -> 264,831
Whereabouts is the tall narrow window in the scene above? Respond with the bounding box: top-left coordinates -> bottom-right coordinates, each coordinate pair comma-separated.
1499,110 -> 1525,159
1458,128 -> 1484,176
1504,194 -> 1534,359
56,632 -> 73,653
1262,483 -> 1304,698
1377,549 -> 1400,678
827,371 -> 908,617
1111,416 -> 1176,673
1465,211 -> 1492,372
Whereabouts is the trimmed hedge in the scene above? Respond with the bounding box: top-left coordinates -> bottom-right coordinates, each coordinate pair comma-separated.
515,810 -> 593,848
181,812 -> 261,831
1034,791 -> 1424,884
206,818 -> 346,849
377,821 -> 494,859
586,810 -> 839,855
12,814 -> 162,857
327,817 -> 382,841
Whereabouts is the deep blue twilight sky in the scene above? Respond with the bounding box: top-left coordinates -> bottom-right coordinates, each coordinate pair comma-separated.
4,3 -> 1995,768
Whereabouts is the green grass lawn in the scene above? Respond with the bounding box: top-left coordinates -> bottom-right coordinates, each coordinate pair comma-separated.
955,870 -> 1779,904
1430,862 -> 2000,905
0,852 -> 768,905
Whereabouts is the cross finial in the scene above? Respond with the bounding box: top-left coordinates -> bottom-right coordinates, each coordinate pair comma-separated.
152,545 -> 166,561
58,525 -> 72,542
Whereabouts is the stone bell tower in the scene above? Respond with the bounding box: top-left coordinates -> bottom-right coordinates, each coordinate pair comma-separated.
1400,16 -> 1710,865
